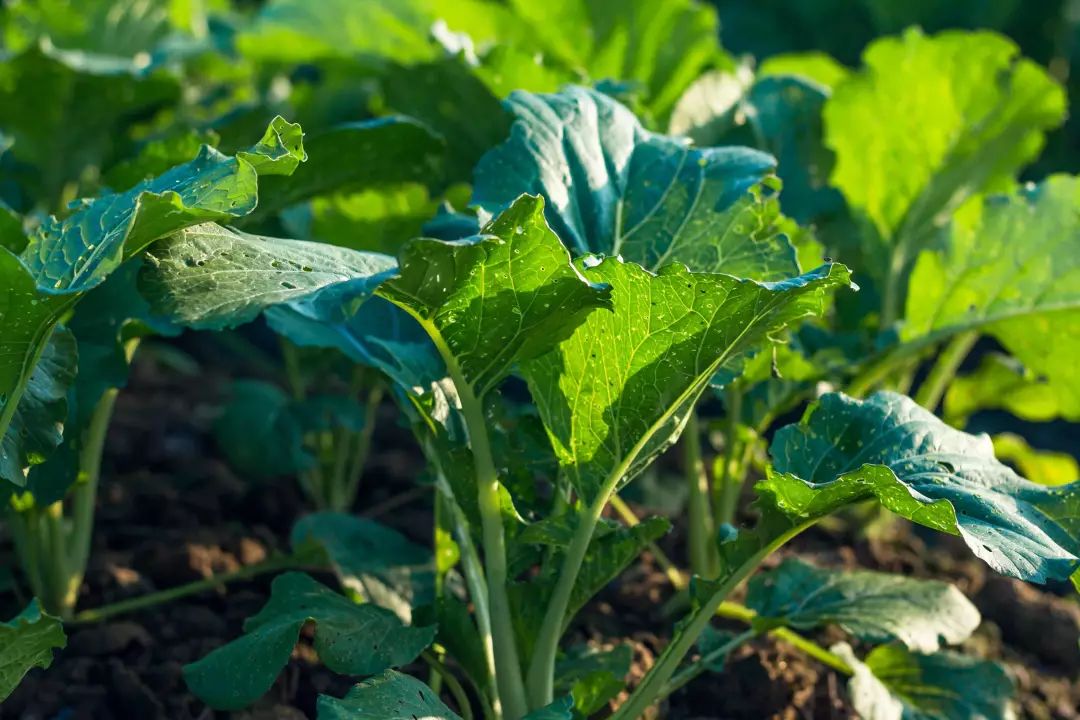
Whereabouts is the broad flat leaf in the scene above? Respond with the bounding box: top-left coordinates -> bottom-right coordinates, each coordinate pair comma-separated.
944,353 -> 1065,426
505,0 -> 728,121
746,557 -> 980,652
473,86 -> 798,280
0,599 -> 66,701
833,643 -> 1016,720
669,73 -> 842,224
317,670 -> 459,720
770,392 -> 1080,585
248,118 -> 445,222
696,626 -> 740,672
184,572 -> 435,711
380,194 -> 612,397
0,326 -> 76,486
522,696 -> 574,719
292,512 -> 435,622
0,44 -> 179,208
103,129 -> 222,191
904,177 -> 1080,418
521,259 -> 852,502
380,58 -> 513,186
237,0 -> 526,65
294,184 -> 443,255
214,380 -> 313,479
0,119 -> 306,474
824,29 -> 1064,282
992,434 -> 1078,487
758,52 -> 850,89
555,645 -> 632,716
0,205 -> 25,253
139,223 -> 398,331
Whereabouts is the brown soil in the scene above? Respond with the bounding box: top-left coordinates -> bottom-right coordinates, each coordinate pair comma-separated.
2,347 -> 1078,719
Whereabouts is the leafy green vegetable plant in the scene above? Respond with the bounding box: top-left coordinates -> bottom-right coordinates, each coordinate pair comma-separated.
1,2 -> 1079,719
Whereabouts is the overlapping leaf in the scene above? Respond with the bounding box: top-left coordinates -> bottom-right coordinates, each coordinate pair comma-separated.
184,572 -> 435,711
833,643 -> 1015,720
521,259 -> 852,502
746,558 -> 980,652
905,177 -> 1080,418
770,392 -> 1080,586
0,119 -> 306,482
473,86 -> 798,280
824,29 -> 1065,284
0,599 -> 66,702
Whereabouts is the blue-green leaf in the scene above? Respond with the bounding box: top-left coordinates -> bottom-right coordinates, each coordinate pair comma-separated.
317,670 -> 460,720
473,86 -> 798,280
770,391 -> 1080,585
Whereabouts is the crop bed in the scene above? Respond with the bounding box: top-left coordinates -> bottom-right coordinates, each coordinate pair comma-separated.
2,2 -> 1079,719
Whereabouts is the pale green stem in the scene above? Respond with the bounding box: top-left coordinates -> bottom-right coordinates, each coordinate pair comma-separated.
659,628 -> 756,699
421,317 -> 527,720
611,521 -> 813,720
913,331 -> 978,413
715,388 -> 745,528
685,411 -> 717,578
422,649 -> 475,720
71,553 -> 305,625
341,383 -> 383,510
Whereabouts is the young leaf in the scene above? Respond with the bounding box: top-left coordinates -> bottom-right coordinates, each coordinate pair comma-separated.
292,512 -> 435,621
555,645 -> 633,716
904,177 -> 1080,418
521,260 -> 853,503
0,326 -> 76,486
317,670 -> 460,720
746,557 -> 980,652
247,118 -> 445,222
0,599 -> 67,701
825,29 -> 1065,282
317,671 -> 573,720
214,380 -> 314,479
992,434 -> 1079,487
944,353 -> 1064,427
380,193 -> 613,397
473,86 -> 798,280
832,643 -> 1016,720
669,73 -> 842,224
184,572 -> 435,711
770,392 -> 1080,586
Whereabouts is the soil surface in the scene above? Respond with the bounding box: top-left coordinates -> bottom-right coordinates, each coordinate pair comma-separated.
3,342 -> 1079,719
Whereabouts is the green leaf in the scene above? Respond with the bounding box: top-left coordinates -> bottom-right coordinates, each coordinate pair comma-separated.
523,696 -> 575,719
473,86 -> 799,280
0,326 -> 77,486
379,58 -> 512,186
833,643 -> 1016,720
758,52 -> 851,89
0,119 -> 307,478
0,205 -> 26,254
139,223 -> 398,331
555,645 -> 632,716
103,129 -> 222,192
824,29 -> 1064,281
380,194 -> 613,397
521,260 -> 852,502
0,44 -> 179,207
214,380 -> 313,479
317,670 -> 460,720
904,177 -> 1080,418
943,353 -> 1065,426
0,599 -> 66,702
291,512 -> 435,621
248,118 -> 444,222
770,391 -> 1080,585
670,72 -> 843,225
746,557 -> 980,652
184,572 -> 435,711
991,434 -> 1078,487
